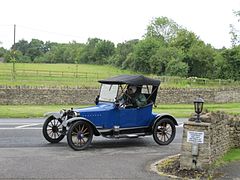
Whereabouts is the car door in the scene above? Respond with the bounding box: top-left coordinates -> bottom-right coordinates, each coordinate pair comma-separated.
118,108 -> 137,128
135,103 -> 154,127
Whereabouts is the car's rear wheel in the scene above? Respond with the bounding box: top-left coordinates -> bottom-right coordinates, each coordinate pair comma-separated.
153,118 -> 176,145
42,116 -> 65,143
67,121 -> 93,151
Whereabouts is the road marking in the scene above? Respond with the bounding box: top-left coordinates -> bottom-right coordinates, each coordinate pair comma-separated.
15,123 -> 42,129
177,123 -> 183,128
0,127 -> 42,130
0,123 -> 32,125
0,123 -> 43,130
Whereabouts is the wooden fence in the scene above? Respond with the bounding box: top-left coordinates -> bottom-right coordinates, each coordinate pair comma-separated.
0,68 -> 239,87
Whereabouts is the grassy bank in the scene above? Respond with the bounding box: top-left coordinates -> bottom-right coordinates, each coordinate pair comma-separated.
0,63 -> 239,88
222,148 -> 240,162
214,148 -> 240,168
0,103 -> 239,118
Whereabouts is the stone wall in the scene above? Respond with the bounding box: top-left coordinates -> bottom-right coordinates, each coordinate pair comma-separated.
0,86 -> 97,105
0,86 -> 240,105
157,88 -> 240,104
180,112 -> 240,170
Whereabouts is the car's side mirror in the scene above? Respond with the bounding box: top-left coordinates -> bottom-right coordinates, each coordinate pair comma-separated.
95,95 -> 99,105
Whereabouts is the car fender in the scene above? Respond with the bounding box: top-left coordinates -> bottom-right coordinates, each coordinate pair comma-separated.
152,113 -> 178,128
44,112 -> 61,119
66,117 -> 100,136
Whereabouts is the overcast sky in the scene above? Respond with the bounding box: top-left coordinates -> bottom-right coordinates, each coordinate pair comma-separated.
0,0 -> 239,49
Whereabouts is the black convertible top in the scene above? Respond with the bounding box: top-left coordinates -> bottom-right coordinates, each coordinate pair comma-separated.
99,75 -> 160,86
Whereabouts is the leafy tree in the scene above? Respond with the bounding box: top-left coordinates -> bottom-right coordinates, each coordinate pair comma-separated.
170,29 -> 199,52
122,52 -> 135,69
26,39 -> 45,61
79,38 -> 101,64
212,51 -> 230,79
109,39 -> 139,67
150,47 -> 185,75
170,29 -> 215,77
166,59 -> 189,77
230,10 -> 240,46
0,47 -> 7,57
13,39 -> 29,55
145,17 -> 180,43
35,42 -> 85,63
95,40 -> 115,64
131,38 -> 163,73
4,50 -> 31,63
187,44 -> 215,78
221,46 -> 240,80
79,38 -> 115,64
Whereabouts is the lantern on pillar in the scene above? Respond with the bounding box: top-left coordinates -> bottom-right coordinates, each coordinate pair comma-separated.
193,97 -> 204,123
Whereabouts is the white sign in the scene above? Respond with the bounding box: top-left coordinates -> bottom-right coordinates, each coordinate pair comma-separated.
187,131 -> 204,144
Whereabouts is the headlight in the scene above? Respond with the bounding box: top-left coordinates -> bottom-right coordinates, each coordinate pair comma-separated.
60,109 -> 66,117
68,110 -> 80,118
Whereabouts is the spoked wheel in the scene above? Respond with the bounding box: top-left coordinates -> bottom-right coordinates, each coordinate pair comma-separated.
42,116 -> 66,143
153,118 -> 176,145
67,121 -> 93,151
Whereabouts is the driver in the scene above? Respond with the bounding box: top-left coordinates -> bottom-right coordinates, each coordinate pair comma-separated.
119,85 -> 147,108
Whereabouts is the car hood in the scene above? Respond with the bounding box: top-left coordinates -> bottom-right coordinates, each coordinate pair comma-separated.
75,102 -> 115,114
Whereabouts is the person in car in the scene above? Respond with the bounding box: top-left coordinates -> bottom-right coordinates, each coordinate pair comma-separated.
119,85 -> 147,108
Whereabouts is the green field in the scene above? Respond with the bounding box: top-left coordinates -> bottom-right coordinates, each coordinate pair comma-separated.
0,63 -> 135,87
0,103 -> 239,118
0,63 -> 239,88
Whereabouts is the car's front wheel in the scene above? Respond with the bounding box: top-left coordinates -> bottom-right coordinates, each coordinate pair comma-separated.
153,118 -> 176,145
67,121 -> 93,151
42,116 -> 66,143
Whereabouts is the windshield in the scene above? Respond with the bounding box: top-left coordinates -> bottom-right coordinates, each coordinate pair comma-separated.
99,84 -> 119,102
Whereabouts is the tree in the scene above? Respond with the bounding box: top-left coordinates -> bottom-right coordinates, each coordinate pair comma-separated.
0,47 -> 7,57
26,39 -> 45,61
95,40 -> 115,64
79,38 -> 115,64
109,39 -> 139,67
221,46 -> 240,80
149,47 -> 185,75
169,29 -> 216,77
187,44 -> 215,78
212,51 -> 230,79
166,59 -> 189,77
13,39 -> 29,55
131,38 -> 163,73
35,42 -> 85,64
170,29 -> 199,52
230,10 -> 240,46
145,17 -> 180,43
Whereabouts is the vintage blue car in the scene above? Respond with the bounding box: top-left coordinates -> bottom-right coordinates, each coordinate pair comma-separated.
42,75 -> 178,150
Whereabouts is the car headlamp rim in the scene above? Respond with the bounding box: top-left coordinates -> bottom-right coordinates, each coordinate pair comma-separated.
60,109 -> 66,117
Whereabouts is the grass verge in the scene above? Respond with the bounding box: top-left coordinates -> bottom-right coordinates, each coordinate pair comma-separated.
0,103 -> 239,118
214,148 -> 240,167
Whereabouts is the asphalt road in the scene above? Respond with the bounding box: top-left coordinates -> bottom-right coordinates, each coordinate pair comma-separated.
0,118 -> 186,179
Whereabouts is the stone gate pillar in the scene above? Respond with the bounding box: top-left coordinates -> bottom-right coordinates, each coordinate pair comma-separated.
180,120 -> 211,170
180,112 -> 231,170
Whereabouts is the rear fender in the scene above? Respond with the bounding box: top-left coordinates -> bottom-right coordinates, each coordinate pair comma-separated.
66,117 -> 100,136
152,113 -> 178,128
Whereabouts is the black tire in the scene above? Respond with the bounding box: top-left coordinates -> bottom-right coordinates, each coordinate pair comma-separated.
67,121 -> 93,151
42,116 -> 65,143
153,118 -> 176,145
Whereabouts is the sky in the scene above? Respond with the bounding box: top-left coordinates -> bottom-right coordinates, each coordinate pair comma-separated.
0,0 -> 239,49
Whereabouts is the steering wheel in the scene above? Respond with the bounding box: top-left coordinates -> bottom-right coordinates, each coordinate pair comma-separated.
119,96 -> 134,108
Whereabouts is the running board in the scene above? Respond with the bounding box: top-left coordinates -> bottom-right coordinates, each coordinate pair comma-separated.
105,133 -> 147,138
